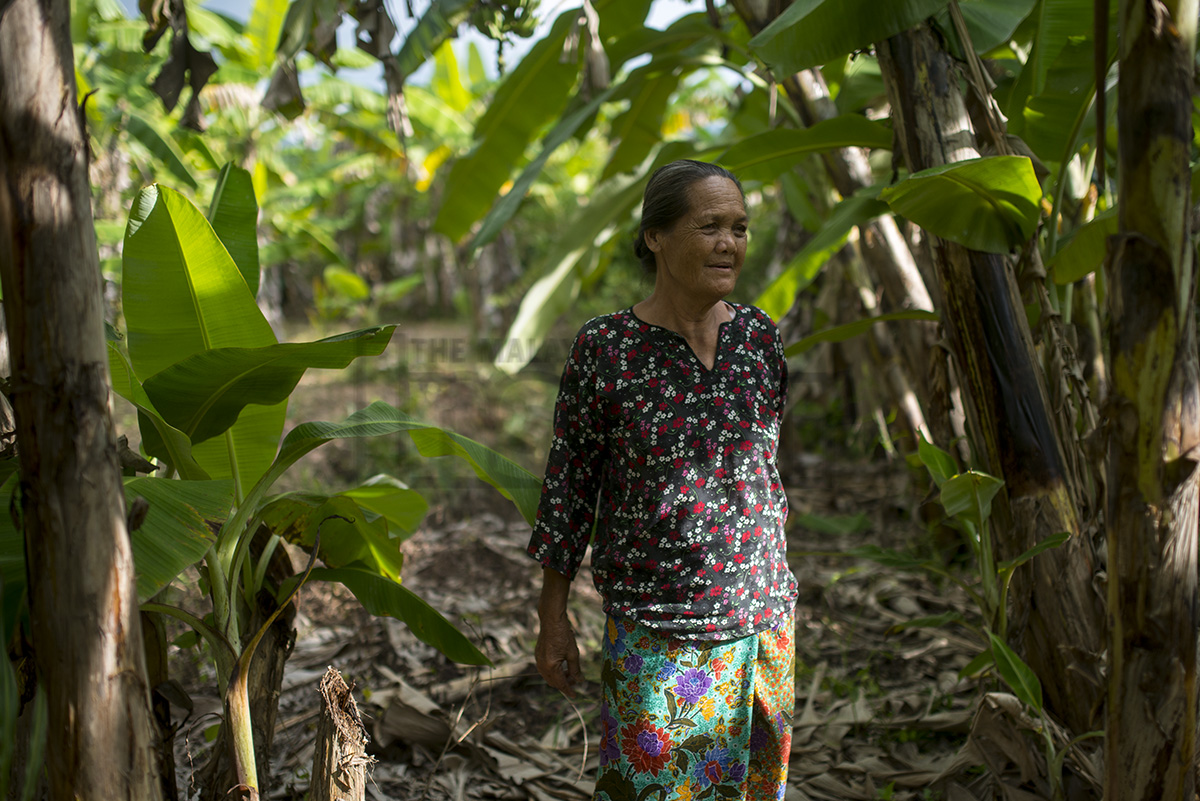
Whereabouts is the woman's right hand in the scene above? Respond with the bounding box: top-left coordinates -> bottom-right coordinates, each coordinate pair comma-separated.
536,567 -> 581,697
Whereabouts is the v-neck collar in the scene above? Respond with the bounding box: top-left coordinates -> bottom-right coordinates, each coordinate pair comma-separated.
626,303 -> 738,373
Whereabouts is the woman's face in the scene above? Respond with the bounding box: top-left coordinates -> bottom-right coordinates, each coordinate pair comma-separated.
646,176 -> 748,305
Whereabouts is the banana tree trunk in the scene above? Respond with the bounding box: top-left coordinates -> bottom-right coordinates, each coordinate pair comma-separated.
876,22 -> 1105,735
1104,1 -> 1199,797
727,0 -> 946,449
0,1 -> 164,799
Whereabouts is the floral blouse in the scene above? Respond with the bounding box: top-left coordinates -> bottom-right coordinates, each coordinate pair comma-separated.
527,303 -> 797,641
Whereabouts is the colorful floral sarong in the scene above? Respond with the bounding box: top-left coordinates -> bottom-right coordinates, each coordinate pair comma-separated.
595,610 -> 794,800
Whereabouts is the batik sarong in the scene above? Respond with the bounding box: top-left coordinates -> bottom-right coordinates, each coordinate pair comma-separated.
595,611 -> 794,800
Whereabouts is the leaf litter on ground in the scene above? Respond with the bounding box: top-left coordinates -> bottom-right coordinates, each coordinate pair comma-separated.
168,454 -> 1098,801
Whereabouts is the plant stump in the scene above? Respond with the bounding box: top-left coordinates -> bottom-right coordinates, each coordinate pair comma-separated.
311,668 -> 372,801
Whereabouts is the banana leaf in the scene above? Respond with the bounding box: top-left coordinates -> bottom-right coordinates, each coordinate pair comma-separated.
393,0 -> 475,80
719,115 -> 893,183
108,340 -> 210,480
933,0 -> 1038,55
216,402 -> 542,568
127,478 -> 235,602
1048,207 -> 1117,284
434,10 -> 579,242
0,477 -> 235,607
246,0 -> 290,71
124,108 -> 198,190
207,164 -> 261,298
142,326 -> 395,445
987,630 -> 1043,711
601,66 -> 681,181
295,565 -> 490,665
258,494 -> 406,581
748,0 -> 948,77
123,184 -> 284,488
432,40 -> 473,113
757,193 -> 891,320
470,84 -> 620,251
880,157 -> 1041,253
339,475 -> 428,539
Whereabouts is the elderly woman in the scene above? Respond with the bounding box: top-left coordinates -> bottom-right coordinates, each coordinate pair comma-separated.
528,159 -> 797,799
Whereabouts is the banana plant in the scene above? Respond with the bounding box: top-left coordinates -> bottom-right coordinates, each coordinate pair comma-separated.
0,163 -> 540,796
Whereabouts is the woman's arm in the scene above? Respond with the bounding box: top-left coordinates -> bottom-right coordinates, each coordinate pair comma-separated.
535,567 -> 581,698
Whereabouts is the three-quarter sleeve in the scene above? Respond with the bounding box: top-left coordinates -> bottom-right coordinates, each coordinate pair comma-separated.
527,328 -> 609,581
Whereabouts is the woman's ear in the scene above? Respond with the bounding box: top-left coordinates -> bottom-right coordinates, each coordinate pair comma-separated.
644,228 -> 663,253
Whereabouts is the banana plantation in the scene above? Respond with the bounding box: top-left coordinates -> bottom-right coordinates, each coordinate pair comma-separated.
0,0 -> 1197,798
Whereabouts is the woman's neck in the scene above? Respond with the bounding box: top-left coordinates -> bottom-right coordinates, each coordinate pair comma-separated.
633,293 -> 733,339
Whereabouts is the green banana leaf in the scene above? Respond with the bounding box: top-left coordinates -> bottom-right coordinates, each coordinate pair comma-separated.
1026,0 -> 1097,97
0,477 -> 234,608
297,565 -> 490,665
393,0 -> 475,80
820,55 -> 887,116
1048,207 -> 1117,284
880,157 -> 1042,253
1019,37 -> 1110,167
471,51 -> 735,252
597,0 -> 653,45
601,65 -> 682,181
305,75 -> 388,115
434,10 -> 580,242
778,170 -> 823,231
404,85 -> 473,141
495,142 -> 714,374
495,166 -> 659,375
757,193 -> 891,320
604,14 -> 731,68
785,310 -> 940,357
916,433 -> 958,488
748,0 -> 947,77
431,39 -> 474,113
719,115 -> 893,183
339,475 -> 428,539
933,0 -> 1038,55
323,266 -> 370,300
1008,0 -> 1116,154
258,494 -> 405,581
108,340 -> 210,480
207,164 -> 261,298
217,402 -> 542,568
470,85 -> 621,251
941,470 -> 1004,533
122,184 -> 285,488
409,426 -> 542,518
246,0 -> 290,71
142,326 -> 395,445
127,478 -> 234,602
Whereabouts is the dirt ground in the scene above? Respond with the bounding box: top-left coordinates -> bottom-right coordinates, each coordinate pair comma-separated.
162,327 -> 1098,801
